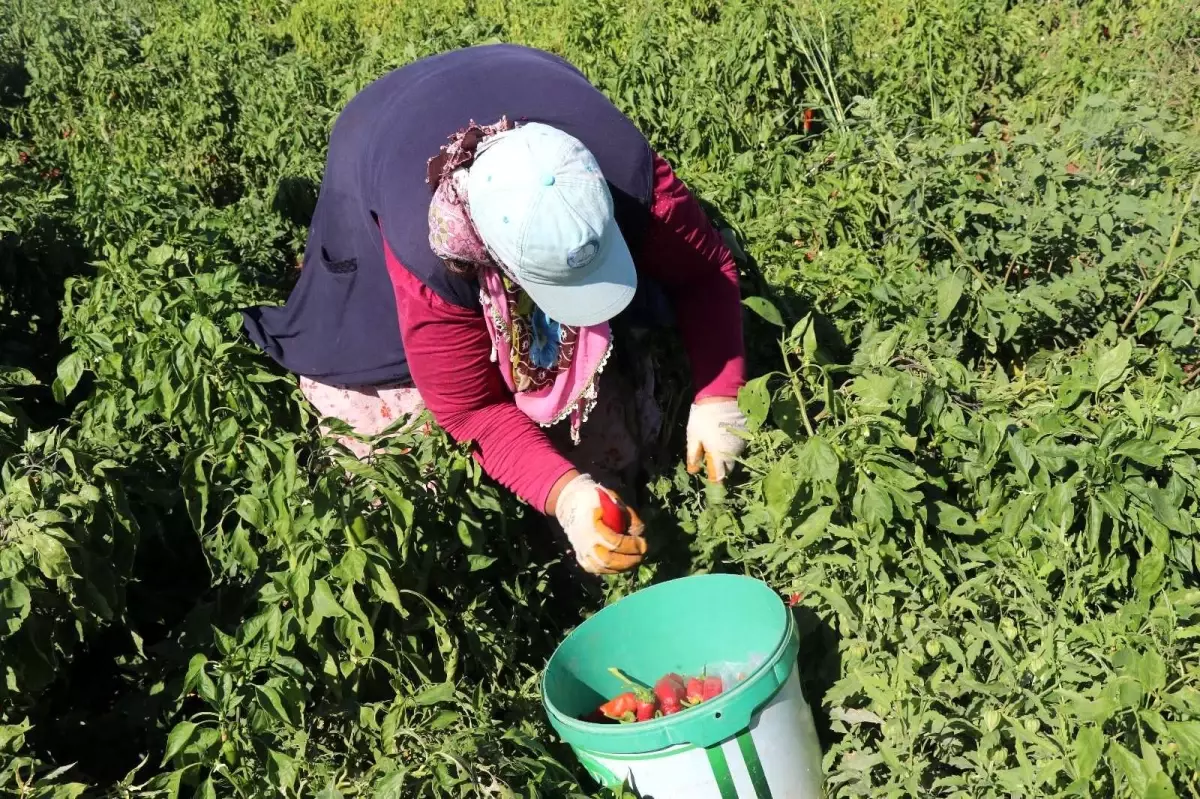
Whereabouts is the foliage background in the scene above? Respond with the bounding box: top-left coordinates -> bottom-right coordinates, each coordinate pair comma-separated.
1,0 -> 1199,796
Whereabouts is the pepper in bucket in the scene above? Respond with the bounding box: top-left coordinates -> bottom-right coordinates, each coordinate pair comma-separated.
241,44 -> 749,574
587,668 -> 729,723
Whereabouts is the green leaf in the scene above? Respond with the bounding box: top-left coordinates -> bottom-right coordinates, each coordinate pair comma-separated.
236,495 -> 264,529
1108,741 -> 1148,796
146,244 -> 175,266
267,749 -> 298,791
0,721 -> 31,752
771,393 -> 806,439
794,505 -> 834,548
799,437 -> 840,483
195,778 -> 217,799
52,352 -> 85,404
1008,434 -> 1035,482
411,681 -> 455,706
1166,721 -> 1200,767
1074,725 -> 1103,780
1095,338 -> 1132,393
373,770 -> 407,799
30,532 -> 73,580
1144,773 -> 1178,799
1116,440 -> 1165,468
0,579 -> 32,634
738,375 -> 772,427
1134,549 -> 1166,598
1139,650 -> 1167,692
856,479 -> 893,527
304,578 -> 344,639
467,554 -> 496,572
368,565 -> 404,612
743,296 -> 784,327
311,579 -> 347,620
161,721 -> 198,765
333,548 -> 368,585
935,273 -> 965,324
850,373 -> 896,413
934,501 -> 976,535
254,684 -> 294,726
763,458 -> 797,520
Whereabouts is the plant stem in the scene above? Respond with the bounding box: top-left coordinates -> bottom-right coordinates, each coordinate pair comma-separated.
930,220 -> 993,290
780,340 -> 816,438
1002,258 -> 1018,286
1120,172 -> 1200,333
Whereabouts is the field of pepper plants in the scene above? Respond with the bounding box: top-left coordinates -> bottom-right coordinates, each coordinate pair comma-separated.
2,0 -> 1200,795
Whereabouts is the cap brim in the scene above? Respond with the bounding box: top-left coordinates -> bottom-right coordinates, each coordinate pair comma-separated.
519,226 -> 637,327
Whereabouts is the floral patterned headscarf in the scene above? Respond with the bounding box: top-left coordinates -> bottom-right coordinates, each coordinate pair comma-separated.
426,119 -> 613,443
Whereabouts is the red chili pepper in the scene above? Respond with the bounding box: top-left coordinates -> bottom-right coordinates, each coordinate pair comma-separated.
702,675 -> 724,701
596,488 -> 626,533
658,672 -> 685,715
610,668 -> 658,722
635,696 -> 658,721
803,108 -> 815,133
686,676 -> 704,704
655,673 -> 685,703
598,692 -> 638,721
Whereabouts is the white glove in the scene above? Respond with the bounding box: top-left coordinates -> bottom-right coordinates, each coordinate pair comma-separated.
686,400 -> 748,483
554,474 -> 647,575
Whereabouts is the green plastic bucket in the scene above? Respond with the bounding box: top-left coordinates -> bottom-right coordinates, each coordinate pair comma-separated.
542,574 -> 823,798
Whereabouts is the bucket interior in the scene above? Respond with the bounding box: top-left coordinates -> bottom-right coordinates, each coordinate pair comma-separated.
543,574 -> 789,726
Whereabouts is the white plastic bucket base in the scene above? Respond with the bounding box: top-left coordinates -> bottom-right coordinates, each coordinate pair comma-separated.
574,666 -> 823,798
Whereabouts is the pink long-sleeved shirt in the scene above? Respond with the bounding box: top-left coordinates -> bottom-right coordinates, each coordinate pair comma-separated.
384,154 -> 745,512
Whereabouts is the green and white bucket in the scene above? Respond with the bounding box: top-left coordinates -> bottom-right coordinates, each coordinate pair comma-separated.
542,574 -> 823,798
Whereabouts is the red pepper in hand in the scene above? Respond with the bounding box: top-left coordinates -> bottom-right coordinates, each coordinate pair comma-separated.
596,488 -> 626,533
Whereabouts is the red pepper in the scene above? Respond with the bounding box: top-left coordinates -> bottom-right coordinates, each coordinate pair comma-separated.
702,675 -> 724,701
609,668 -> 658,722
655,673 -> 686,704
655,673 -> 686,715
803,108 -> 815,133
596,489 -> 626,533
686,676 -> 704,704
598,692 -> 638,721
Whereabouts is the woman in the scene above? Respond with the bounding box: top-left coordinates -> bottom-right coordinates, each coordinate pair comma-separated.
243,44 -> 748,575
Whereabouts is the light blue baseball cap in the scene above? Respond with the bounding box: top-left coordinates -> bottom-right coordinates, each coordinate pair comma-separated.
466,123 -> 637,327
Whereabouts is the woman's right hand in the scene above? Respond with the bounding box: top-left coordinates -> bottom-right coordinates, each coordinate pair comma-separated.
553,474 -> 647,574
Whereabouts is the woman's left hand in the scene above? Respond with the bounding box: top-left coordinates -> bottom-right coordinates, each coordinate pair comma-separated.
686,398 -> 748,483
